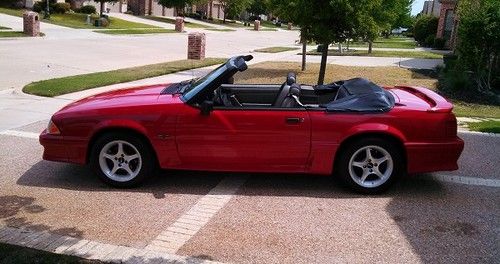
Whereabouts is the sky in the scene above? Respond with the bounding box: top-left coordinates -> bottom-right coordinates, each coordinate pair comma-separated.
411,0 -> 426,15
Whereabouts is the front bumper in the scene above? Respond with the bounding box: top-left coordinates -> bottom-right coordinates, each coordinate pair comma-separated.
405,137 -> 464,174
39,129 -> 87,164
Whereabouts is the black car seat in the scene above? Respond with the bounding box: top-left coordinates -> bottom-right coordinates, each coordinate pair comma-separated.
273,72 -> 296,107
280,83 -> 302,108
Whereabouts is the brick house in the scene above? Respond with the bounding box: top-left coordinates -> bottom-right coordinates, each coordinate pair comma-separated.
421,0 -> 441,17
191,1 -> 225,20
436,0 -> 459,49
127,0 -> 224,19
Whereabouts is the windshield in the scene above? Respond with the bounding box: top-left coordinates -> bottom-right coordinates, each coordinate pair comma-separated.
181,63 -> 228,101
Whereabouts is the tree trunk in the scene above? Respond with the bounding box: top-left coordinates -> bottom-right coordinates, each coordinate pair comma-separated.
317,42 -> 329,85
368,41 -> 373,54
300,29 -> 307,71
346,40 -> 349,51
100,0 -> 105,16
301,40 -> 307,71
338,43 -> 342,54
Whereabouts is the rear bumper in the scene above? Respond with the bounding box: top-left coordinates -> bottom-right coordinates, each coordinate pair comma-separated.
406,137 -> 464,174
39,129 -> 87,164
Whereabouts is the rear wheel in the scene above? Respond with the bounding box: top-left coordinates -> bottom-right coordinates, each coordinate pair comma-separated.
90,133 -> 154,187
336,137 -> 404,193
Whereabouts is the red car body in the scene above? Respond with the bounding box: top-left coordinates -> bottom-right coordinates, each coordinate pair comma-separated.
40,83 -> 463,176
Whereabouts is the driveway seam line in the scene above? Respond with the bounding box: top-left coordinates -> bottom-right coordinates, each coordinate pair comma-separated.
145,175 -> 248,254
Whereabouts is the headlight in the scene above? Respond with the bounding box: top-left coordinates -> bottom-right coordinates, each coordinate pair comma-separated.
47,120 -> 61,135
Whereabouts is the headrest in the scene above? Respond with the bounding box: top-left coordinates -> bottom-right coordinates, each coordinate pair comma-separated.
286,72 -> 296,85
289,83 -> 301,96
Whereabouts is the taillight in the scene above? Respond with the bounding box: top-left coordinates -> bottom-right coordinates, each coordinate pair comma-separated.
47,120 -> 61,135
445,114 -> 457,137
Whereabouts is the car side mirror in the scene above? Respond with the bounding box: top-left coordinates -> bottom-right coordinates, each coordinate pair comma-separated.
200,100 -> 214,116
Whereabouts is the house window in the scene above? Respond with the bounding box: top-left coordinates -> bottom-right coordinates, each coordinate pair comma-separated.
443,9 -> 454,40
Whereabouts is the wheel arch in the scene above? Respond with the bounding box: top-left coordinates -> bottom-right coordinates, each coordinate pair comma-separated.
86,125 -> 158,166
333,131 -> 407,174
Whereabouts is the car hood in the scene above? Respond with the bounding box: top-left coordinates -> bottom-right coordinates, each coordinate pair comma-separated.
57,84 -> 176,114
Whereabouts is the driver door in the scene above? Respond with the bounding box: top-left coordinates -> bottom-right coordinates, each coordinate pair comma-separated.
175,105 -> 311,173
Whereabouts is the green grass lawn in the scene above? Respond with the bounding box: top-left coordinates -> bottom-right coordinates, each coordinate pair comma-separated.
140,15 -> 213,28
204,28 -> 235,32
0,8 -> 158,29
94,28 -> 177,35
0,31 -> 27,37
467,120 -> 500,133
306,49 -> 443,59
0,25 -> 12,30
0,7 -> 23,16
48,13 -> 159,29
195,18 -> 247,28
0,243 -> 102,264
254,46 -> 299,53
349,37 -> 417,49
23,58 -> 226,97
453,102 -> 500,118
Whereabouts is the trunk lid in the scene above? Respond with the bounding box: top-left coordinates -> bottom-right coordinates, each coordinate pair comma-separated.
388,86 -> 453,113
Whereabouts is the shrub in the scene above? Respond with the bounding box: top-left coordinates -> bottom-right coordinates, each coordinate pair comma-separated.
249,15 -> 261,21
32,1 -> 43,12
413,15 -> 438,46
424,35 -> 435,47
433,37 -> 446,49
78,5 -> 96,14
0,0 -> 20,8
52,2 -> 70,14
455,0 -> 500,94
186,12 -> 201,19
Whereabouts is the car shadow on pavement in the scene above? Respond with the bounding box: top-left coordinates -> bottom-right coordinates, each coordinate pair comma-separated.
385,180 -> 499,263
18,161 -> 446,200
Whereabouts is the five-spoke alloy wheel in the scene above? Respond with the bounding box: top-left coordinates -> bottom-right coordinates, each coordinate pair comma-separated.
91,132 -> 154,187
337,137 -> 403,193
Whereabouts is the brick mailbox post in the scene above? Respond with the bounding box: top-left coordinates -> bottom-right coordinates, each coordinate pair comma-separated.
23,11 -> 40,37
188,33 -> 206,60
175,17 -> 184,32
254,20 -> 260,31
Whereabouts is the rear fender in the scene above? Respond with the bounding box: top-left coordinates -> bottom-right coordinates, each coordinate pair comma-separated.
308,123 -> 406,175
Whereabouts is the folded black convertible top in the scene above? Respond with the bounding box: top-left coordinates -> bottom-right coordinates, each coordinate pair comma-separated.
319,78 -> 395,112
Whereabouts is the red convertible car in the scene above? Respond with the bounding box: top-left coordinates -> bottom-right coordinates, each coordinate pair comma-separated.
40,55 -> 464,193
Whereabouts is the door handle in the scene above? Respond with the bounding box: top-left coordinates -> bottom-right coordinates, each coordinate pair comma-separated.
286,117 -> 304,124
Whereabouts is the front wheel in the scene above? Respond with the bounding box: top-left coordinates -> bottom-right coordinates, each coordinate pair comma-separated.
336,138 -> 404,193
90,133 -> 154,187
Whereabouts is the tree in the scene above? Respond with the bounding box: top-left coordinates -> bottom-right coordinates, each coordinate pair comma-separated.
455,0 -> 499,93
158,0 -> 195,16
271,0 -> 369,84
247,0 -> 269,15
357,0 -> 413,53
94,0 -> 119,16
413,15 -> 438,46
219,0 -> 252,22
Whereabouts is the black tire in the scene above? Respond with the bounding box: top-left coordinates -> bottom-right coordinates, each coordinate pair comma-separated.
336,137 -> 404,194
90,132 -> 155,188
